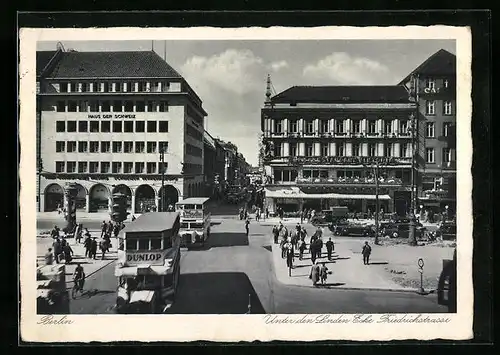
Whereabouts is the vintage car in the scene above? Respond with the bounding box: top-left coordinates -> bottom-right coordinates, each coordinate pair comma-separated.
311,207 -> 349,227
332,223 -> 375,238
381,221 -> 426,238
435,221 -> 457,240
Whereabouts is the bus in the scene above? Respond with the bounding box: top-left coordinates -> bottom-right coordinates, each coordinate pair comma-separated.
175,197 -> 211,247
114,212 -> 181,313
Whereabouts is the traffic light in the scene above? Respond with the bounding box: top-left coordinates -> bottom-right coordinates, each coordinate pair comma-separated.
111,193 -> 129,223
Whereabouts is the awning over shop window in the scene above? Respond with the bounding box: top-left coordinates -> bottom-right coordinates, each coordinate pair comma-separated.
264,187 -> 390,200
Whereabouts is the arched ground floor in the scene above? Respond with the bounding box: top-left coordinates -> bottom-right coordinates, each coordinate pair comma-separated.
39,175 -> 208,214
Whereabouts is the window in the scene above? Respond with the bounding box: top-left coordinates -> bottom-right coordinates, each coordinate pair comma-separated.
385,144 -> 392,157
399,120 -> 408,134
124,162 -> 133,174
101,121 -> 111,133
443,148 -> 452,163
64,161 -> 75,173
60,83 -> 69,93
67,101 -> 77,112
136,101 -> 145,112
290,120 -> 298,133
67,141 -> 76,153
425,77 -> 435,90
91,82 -> 99,92
159,121 -> 169,132
147,141 -> 157,153
101,162 -> 110,173
124,141 -> 133,153
89,100 -> 99,112
67,121 -> 77,132
289,143 -> 298,156
321,143 -> 329,156
79,101 -> 89,112
113,121 -> 122,133
113,100 -> 123,112
274,144 -> 282,157
78,141 -> 88,153
78,162 -> 87,173
305,143 -> 313,156
147,162 -> 157,174
55,161 -> 65,173
426,122 -> 435,138
443,79 -> 449,88
56,121 -> 65,132
90,121 -> 99,132
124,121 -> 133,132
353,120 -> 361,133
90,141 -> 99,153
56,101 -> 65,112
443,122 -> 451,137
147,121 -> 157,133
384,120 -> 392,134
135,162 -> 145,174
368,144 -> 376,157
100,141 -> 110,153
352,143 -> 360,156
336,120 -> 344,133
56,141 -> 65,152
368,121 -> 376,134
151,238 -> 162,249
138,239 -> 149,251
135,121 -> 145,132
102,82 -> 110,92
124,100 -> 134,112
426,148 -> 435,163
426,100 -> 435,115
112,162 -> 122,174
275,119 -> 283,133
135,141 -> 145,153
159,101 -> 169,112
443,101 -> 453,115
306,120 -> 314,134
336,143 -> 345,156
126,238 -> 137,251
147,101 -> 155,112
159,141 -> 168,152
77,121 -> 88,133
89,162 -> 99,173
112,142 -> 122,153
101,101 -> 111,112
401,143 -> 408,157
114,82 -> 121,92
320,120 -> 329,133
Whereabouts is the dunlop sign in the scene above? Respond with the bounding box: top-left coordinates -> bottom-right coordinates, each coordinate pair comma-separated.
125,250 -> 167,266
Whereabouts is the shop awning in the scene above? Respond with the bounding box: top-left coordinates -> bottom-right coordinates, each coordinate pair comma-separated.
264,187 -> 390,200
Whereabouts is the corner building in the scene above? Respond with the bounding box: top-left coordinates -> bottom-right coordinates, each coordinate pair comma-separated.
37,49 -> 207,214
261,84 -> 416,216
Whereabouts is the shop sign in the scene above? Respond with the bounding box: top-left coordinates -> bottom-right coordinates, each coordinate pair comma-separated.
88,114 -> 137,119
423,88 -> 440,94
125,250 -> 167,266
289,156 -> 410,166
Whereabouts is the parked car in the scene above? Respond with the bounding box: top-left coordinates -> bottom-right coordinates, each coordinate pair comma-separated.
333,224 -> 375,237
311,207 -> 349,226
381,221 -> 426,238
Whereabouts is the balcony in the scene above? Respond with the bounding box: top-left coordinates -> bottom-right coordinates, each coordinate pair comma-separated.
295,176 -> 406,186
287,156 -> 412,166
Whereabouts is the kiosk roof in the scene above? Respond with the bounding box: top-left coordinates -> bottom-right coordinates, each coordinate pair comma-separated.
123,212 -> 180,233
176,197 -> 210,205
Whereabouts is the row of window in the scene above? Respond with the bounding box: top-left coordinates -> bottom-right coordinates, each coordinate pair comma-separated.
273,169 -> 411,182
186,123 -> 203,141
271,119 -> 410,135
425,122 -> 454,138
53,81 -> 173,94
273,142 -> 412,158
55,120 -> 168,133
185,143 -> 203,158
55,161 -> 168,174
55,141 -> 169,154
423,77 -> 451,90
425,100 -> 454,116
53,100 -> 169,113
425,148 -> 453,164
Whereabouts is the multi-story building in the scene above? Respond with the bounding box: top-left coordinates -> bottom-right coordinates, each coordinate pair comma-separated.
399,49 -> 457,215
36,48 -> 207,214
203,130 -> 226,198
261,81 -> 417,216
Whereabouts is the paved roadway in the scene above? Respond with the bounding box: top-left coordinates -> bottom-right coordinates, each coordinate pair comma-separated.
56,210 -> 446,314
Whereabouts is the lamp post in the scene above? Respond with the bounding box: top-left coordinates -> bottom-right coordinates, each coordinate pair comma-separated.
160,148 -> 165,212
374,161 -> 380,245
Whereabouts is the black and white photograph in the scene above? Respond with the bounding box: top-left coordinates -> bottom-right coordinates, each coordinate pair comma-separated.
20,26 -> 473,342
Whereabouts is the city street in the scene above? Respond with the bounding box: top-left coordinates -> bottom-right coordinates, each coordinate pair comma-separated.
38,207 -> 447,314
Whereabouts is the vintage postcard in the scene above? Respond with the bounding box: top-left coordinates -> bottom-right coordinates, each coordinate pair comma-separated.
19,25 -> 473,342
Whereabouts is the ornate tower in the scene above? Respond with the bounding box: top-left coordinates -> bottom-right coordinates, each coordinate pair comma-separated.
264,74 -> 272,107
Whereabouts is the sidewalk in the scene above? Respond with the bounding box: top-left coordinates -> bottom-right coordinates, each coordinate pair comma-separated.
37,235 -> 117,289
271,235 -> 411,292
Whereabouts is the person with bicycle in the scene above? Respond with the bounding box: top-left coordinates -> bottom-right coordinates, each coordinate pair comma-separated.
72,263 -> 86,297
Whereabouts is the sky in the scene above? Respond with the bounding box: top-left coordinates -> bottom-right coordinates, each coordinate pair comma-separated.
37,39 -> 455,166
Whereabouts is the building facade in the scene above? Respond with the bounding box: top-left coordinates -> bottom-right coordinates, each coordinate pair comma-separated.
203,130 -> 226,199
400,49 -> 457,215
37,49 -> 207,214
261,83 -> 417,216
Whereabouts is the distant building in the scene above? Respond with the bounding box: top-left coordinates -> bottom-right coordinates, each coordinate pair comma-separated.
399,49 -> 457,215
36,48 -> 207,214
203,130 -> 225,198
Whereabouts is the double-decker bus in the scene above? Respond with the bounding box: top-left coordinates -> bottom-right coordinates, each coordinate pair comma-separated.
176,197 -> 211,247
115,212 -> 181,313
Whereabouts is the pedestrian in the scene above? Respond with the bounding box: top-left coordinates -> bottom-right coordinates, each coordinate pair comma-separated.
298,238 -> 306,260
52,238 -> 62,264
326,237 -> 334,260
63,243 -> 74,264
317,237 -> 324,259
272,225 -> 279,244
285,238 -> 294,270
255,207 -> 260,222
50,225 -> 60,239
44,248 -> 54,265
100,240 -> 107,260
362,241 -> 372,265
309,261 -> 320,287
84,233 -> 92,258
265,207 -> 269,219
300,209 -> 305,224
245,218 -> 250,237
90,237 -> 98,260
113,223 -> 120,238
319,262 -> 329,285
75,224 -> 82,243
310,241 -> 317,265
107,221 -> 114,237
100,221 -> 107,238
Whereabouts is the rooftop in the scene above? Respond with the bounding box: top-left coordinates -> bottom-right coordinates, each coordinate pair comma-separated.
270,85 -> 411,104
176,197 -> 210,205
399,49 -> 456,84
42,50 -> 183,79
36,50 -> 60,77
123,212 -> 180,233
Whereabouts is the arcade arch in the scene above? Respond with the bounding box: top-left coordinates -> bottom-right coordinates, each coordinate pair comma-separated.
135,184 -> 156,213
89,183 -> 110,212
44,183 -> 64,212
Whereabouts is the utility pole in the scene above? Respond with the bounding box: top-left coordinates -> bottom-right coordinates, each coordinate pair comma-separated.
160,148 -> 165,212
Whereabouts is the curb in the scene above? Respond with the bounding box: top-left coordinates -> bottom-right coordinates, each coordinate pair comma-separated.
64,258 -> 116,289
